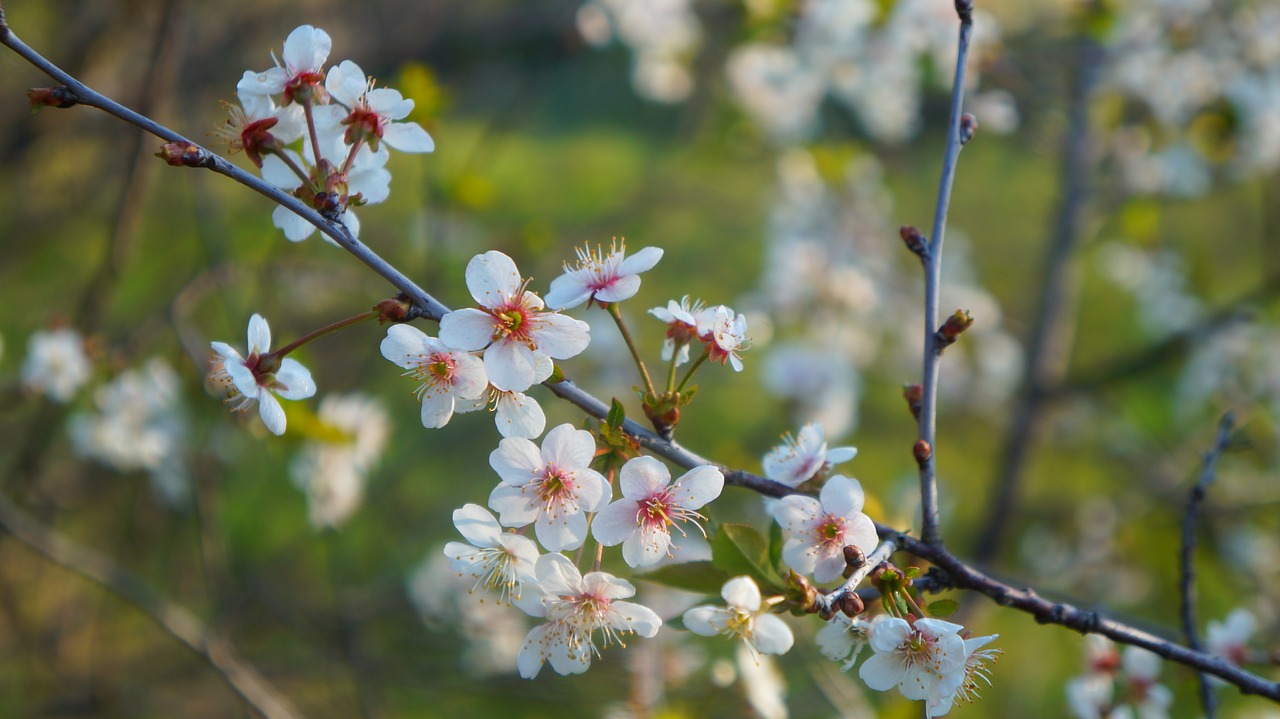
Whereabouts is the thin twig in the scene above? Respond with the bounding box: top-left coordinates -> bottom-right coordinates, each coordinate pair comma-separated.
814,539 -> 897,615
916,0 -> 974,547
0,494 -> 304,719
1180,412 -> 1235,718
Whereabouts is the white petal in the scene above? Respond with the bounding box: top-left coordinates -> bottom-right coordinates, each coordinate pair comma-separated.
419,388 -> 455,428
540,424 -> 595,471
452,353 -> 489,398
543,275 -> 593,311
820,474 -> 865,516
325,59 -> 366,107
380,324 -> 429,367
488,483 -> 537,527
530,313 -> 591,359
846,513 -> 879,557
859,651 -> 907,691
610,600 -> 662,638
465,251 -> 523,308
383,121 -> 435,153
721,576 -> 762,612
272,204 -> 316,241
682,606 -> 725,637
489,437 -> 543,485
752,614 -> 794,655
535,552 -> 583,596
260,152 -> 303,189
272,359 -> 315,399
772,495 -> 820,534
247,314 -> 272,354
536,508 -> 587,552
591,500 -> 638,547
518,624 -> 551,679
439,309 -> 496,352
495,392 -> 546,438
484,339 -> 536,393
452,503 -> 501,547
257,392 -> 286,435
282,25 -> 331,73
670,466 -> 723,510
574,469 -> 611,513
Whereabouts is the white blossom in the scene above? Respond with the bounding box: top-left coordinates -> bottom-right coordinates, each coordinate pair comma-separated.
380,323 -> 488,429
544,239 -> 663,310
289,392 -> 388,528
683,576 -> 793,656
859,615 -> 966,716
762,422 -> 857,488
443,503 -> 541,609
591,456 -> 723,568
209,314 -> 316,436
772,474 -> 878,583
21,328 -> 91,402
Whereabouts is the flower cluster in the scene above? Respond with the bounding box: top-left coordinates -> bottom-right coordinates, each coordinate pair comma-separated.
21,327 -> 92,402
1065,635 -> 1171,719
224,25 -> 433,241
289,392 -> 390,529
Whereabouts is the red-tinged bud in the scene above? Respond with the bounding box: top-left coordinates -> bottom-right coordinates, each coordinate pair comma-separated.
959,113 -> 978,145
375,296 -> 413,324
899,225 -> 928,261
903,383 -> 923,421
239,117 -> 281,169
27,86 -> 77,110
156,142 -> 205,167
838,591 -> 865,618
935,309 -> 975,351
342,106 -> 384,150
913,439 -> 932,467
843,545 -> 866,571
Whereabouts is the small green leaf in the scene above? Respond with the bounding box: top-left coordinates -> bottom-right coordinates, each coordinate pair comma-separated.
712,523 -> 784,593
927,599 -> 959,618
606,398 -> 626,430
903,566 -> 921,579
637,562 -> 732,595
548,363 -> 565,383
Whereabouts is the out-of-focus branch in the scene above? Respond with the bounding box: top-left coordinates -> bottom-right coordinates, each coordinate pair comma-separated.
915,0 -> 975,548
5,9 -> 1279,703
1180,412 -> 1235,718
974,38 -> 1101,561
0,494 -> 304,719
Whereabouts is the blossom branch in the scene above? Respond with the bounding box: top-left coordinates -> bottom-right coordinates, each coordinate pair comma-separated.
0,494 -> 304,719
813,539 -> 897,616
1180,411 -> 1236,717
915,0 -> 975,547
0,13 -> 449,323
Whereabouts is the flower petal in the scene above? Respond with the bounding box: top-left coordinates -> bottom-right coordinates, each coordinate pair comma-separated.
247,314 -> 271,354
530,313 -> 591,359
465,251 -> 522,309
484,339 -> 536,392
380,324 -> 429,367
721,576 -> 762,612
540,424 -> 595,471
494,392 -> 546,438
619,456 -> 670,500
325,59 -> 366,107
257,391 -> 286,435
452,503 -> 501,547
383,121 -> 435,153
591,500 -> 639,546
820,474 -> 865,516
752,614 -> 794,655
670,466 -> 723,510
439,308 -> 496,352
489,436 -> 543,485
272,358 -> 315,399
419,387 -> 455,428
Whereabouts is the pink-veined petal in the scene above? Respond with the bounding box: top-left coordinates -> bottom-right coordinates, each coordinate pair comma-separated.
439,308 -> 496,351
540,424 -> 596,471
592,273 -> 642,303
619,456 -> 670,499
590,500 -> 639,546
272,358 -> 315,399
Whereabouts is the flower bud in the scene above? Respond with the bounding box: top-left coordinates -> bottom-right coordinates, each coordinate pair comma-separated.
899,225 -> 928,261
27,86 -> 77,110
934,309 -> 974,351
843,544 -> 866,572
959,113 -> 978,145
375,296 -> 414,324
913,440 -> 932,467
156,142 -> 205,167
902,383 -> 923,421
838,591 -> 865,618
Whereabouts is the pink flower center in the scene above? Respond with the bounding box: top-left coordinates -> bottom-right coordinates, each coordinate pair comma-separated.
638,489 -> 677,530
535,466 -> 577,514
813,513 -> 849,552
491,298 -> 536,346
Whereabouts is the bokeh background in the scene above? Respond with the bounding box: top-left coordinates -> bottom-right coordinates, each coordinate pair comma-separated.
0,0 -> 1277,716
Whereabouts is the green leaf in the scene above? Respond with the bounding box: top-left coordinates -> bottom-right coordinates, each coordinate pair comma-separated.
768,520 -> 785,577
637,562 -> 731,596
927,599 -> 959,618
606,398 -> 626,430
711,523 -> 784,593
548,363 -> 565,383
903,566 -> 921,579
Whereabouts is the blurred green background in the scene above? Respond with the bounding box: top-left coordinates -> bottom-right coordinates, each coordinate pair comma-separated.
0,0 -> 1277,717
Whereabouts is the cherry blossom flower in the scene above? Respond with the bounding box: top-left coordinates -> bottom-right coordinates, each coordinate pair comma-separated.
1120,646 -> 1171,719
440,251 -> 591,393
591,456 -> 723,568
289,393 -> 389,528
772,474 -> 878,583
488,423 -> 609,551
21,328 -> 92,403
683,576 -> 793,657
762,422 -> 857,488
1207,607 -> 1256,665
930,633 -> 1001,717
208,314 -> 315,436
213,93 -> 304,168
443,503 -> 541,609
859,615 -> 966,715
696,304 -> 749,371
544,239 -> 663,310
516,553 -> 661,678
320,60 -> 435,153
816,614 -> 872,671
237,25 -> 332,106
649,295 -> 704,366
260,144 -> 388,241
1067,672 -> 1121,719
380,324 -> 488,429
